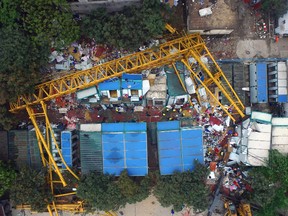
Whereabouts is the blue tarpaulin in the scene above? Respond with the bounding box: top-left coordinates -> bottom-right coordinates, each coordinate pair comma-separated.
102,122 -> 148,176
157,121 -> 204,175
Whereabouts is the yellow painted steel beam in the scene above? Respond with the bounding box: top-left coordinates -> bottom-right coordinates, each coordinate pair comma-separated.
181,59 -> 237,122
165,23 -> 177,34
171,63 -> 193,107
184,47 -> 245,118
9,34 -> 204,113
26,105 -> 67,187
202,45 -> 245,113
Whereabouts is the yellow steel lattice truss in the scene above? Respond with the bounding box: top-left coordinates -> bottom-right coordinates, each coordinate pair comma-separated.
10,33 -> 245,215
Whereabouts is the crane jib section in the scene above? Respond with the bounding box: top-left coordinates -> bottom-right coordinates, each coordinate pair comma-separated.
9,33 -> 245,119
9,34 -> 203,112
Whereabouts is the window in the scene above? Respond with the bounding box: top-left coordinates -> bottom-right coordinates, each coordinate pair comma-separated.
110,90 -> 118,98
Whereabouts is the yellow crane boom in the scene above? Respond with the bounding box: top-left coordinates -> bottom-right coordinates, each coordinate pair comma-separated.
10,32 -> 245,215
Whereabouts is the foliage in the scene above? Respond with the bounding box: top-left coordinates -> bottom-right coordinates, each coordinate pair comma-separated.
153,161 -> 210,212
80,0 -> 166,50
261,0 -> 288,17
0,0 -> 21,27
0,105 -> 15,130
248,150 -> 288,215
0,26 -> 49,105
77,173 -> 125,211
19,0 -> 80,48
0,161 -> 17,197
117,170 -> 151,204
77,170 -> 151,211
10,167 -> 52,212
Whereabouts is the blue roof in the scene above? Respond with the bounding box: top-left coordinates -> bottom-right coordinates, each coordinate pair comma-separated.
122,73 -> 142,90
98,79 -> 120,90
102,122 -> 148,176
278,94 -> 287,102
157,121 -> 204,175
122,73 -> 142,80
256,63 -> 268,103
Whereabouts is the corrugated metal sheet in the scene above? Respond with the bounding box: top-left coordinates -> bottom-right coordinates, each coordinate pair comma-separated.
157,121 -> 204,175
98,78 -> 120,90
249,63 -> 268,103
251,111 -> 272,123
166,73 -> 187,96
247,122 -> 271,166
80,130 -> 103,174
28,130 -> 42,170
272,117 -> 288,154
102,122 -> 148,176
8,130 -> 29,168
122,73 -> 143,90
256,63 -> 268,102
0,131 -> 8,161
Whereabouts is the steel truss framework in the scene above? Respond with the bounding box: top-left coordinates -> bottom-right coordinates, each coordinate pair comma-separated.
10,33 -> 245,215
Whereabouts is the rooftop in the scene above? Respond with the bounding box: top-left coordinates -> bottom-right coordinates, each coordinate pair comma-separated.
187,0 -> 238,33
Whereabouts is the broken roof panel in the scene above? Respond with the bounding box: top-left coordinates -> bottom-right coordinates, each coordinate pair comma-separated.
272,117 -> 288,154
247,122 -> 271,166
251,111 -> 272,123
166,72 -> 187,96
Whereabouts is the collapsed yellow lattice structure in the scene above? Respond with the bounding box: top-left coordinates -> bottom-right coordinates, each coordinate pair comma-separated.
10,33 -> 245,215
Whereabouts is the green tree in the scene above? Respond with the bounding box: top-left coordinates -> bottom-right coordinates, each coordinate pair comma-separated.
20,0 -> 80,48
154,161 -> 210,212
80,0 -> 166,50
117,170 -> 151,204
0,26 -> 49,104
0,161 -> 17,197
81,8 -> 109,44
248,150 -> 288,215
261,0 -> 288,17
77,173 -> 125,211
10,167 -> 52,212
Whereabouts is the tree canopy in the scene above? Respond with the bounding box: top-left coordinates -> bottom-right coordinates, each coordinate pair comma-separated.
80,0 -> 166,50
0,161 -> 17,197
77,170 -> 151,211
10,167 -> 52,211
261,0 -> 288,17
248,150 -> 288,216
0,0 -> 80,129
153,161 -> 210,212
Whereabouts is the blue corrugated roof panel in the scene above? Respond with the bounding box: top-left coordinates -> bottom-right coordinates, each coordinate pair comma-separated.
122,73 -> 142,80
157,121 -> 180,130
122,73 -> 142,89
278,94 -> 287,102
102,123 -> 125,132
256,63 -> 268,103
122,81 -> 142,90
125,122 -> 146,131
157,122 -> 204,175
181,128 -> 204,172
98,79 -> 121,90
102,123 -> 148,176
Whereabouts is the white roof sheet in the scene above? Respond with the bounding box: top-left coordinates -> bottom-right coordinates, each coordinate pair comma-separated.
80,124 -> 101,131
272,117 -> 288,126
272,125 -> 288,154
251,111 -> 272,123
247,122 -> 271,166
